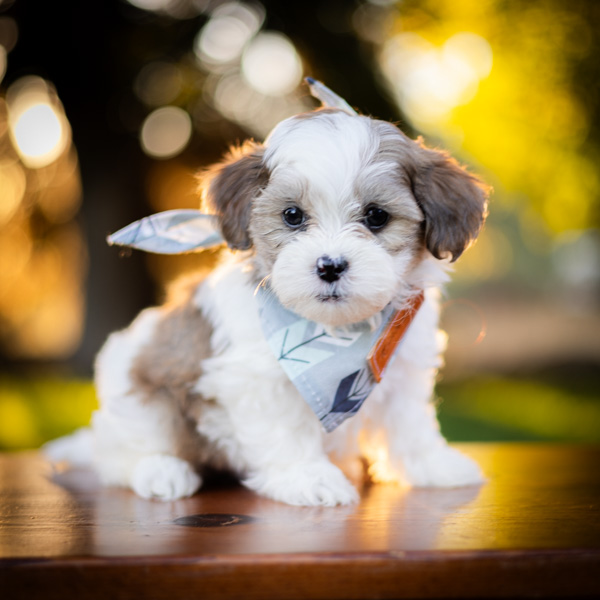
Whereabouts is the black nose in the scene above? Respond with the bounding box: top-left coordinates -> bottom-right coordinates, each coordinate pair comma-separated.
316,255 -> 349,283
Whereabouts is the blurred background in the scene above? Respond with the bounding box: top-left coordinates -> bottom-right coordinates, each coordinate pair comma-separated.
0,0 -> 598,450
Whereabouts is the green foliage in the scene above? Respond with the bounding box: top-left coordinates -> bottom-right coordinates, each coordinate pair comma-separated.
438,376 -> 600,442
0,376 -> 97,450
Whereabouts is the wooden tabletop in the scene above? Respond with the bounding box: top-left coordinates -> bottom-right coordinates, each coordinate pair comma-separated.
1,444 -> 599,599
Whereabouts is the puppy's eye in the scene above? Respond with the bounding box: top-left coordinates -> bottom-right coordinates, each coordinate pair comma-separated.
282,206 -> 305,228
364,205 -> 390,231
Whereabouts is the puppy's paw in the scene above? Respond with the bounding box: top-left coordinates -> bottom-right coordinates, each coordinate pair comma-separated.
402,445 -> 484,488
245,460 -> 359,507
132,454 -> 202,500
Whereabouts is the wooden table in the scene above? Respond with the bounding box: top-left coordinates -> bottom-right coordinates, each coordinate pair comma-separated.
1,444 -> 599,599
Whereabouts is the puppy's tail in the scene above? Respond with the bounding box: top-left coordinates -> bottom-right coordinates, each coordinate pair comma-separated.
43,427 -> 94,468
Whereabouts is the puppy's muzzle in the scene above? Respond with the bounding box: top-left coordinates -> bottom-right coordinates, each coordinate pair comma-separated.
316,255 -> 349,283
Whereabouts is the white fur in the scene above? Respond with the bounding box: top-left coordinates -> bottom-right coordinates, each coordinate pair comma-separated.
132,455 -> 202,500
271,227 -> 399,326
49,110 -> 485,506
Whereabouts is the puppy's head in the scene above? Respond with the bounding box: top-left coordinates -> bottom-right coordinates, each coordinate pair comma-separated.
201,109 -> 489,327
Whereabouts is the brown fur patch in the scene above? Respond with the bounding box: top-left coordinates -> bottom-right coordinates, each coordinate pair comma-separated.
248,176 -> 310,278
199,141 -> 270,250
130,276 -> 211,408
366,119 -> 489,262
408,140 -> 490,261
129,276 -> 213,464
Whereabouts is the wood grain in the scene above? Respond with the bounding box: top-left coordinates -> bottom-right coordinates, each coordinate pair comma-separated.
1,444 -> 600,599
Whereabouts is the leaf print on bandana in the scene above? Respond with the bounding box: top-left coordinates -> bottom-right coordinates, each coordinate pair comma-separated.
329,369 -> 375,415
268,320 -> 334,378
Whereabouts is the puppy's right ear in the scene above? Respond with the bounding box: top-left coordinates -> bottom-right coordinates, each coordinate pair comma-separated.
199,141 -> 268,250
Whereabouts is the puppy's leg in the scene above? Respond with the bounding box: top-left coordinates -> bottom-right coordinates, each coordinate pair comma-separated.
355,289 -> 485,488
196,359 -> 359,507
93,308 -> 202,501
365,361 -> 484,487
92,401 -> 202,501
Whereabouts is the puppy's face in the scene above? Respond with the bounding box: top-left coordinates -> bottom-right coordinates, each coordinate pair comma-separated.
202,110 -> 488,327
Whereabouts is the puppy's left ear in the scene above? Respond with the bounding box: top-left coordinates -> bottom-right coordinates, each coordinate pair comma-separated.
199,141 -> 268,250
410,142 -> 490,262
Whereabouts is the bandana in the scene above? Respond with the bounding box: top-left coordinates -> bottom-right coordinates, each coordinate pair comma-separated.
255,285 -> 423,431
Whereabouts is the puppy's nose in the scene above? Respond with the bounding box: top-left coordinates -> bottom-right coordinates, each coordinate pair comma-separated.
316,255 -> 349,283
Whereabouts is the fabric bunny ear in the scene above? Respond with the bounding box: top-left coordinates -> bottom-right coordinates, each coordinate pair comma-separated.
305,77 -> 357,116
107,209 -> 224,254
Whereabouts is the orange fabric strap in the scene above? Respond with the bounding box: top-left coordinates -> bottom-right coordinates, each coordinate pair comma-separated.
367,291 -> 425,383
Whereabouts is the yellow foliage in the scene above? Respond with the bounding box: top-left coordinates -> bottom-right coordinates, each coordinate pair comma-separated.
378,0 -> 599,236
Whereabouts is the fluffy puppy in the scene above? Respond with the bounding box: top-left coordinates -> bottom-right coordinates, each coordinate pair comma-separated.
90,108 -> 488,506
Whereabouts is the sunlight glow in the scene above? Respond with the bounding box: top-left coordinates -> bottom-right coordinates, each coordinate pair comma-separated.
359,431 -> 405,484
381,31 -> 492,126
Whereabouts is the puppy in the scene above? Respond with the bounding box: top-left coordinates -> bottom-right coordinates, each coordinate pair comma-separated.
87,104 -> 488,507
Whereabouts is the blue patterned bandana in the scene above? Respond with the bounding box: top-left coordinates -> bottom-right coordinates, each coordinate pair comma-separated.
255,286 -> 392,431
255,285 -> 423,432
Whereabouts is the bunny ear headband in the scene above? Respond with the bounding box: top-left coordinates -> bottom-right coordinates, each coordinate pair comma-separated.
107,78 -> 356,254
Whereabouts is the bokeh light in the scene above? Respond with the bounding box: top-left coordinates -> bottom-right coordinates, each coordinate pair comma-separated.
0,71 -> 85,362
6,76 -> 70,168
213,72 -> 309,138
12,103 -> 64,165
241,31 -> 303,96
140,106 -> 192,158
194,2 -> 264,69
126,0 -> 174,11
126,0 -> 207,19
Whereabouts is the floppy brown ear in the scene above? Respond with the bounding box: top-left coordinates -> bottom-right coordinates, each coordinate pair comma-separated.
199,141 -> 269,250
410,142 -> 490,262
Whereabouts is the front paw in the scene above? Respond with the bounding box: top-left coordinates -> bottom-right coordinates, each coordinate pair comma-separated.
244,460 -> 359,507
402,445 -> 484,488
132,454 -> 202,500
